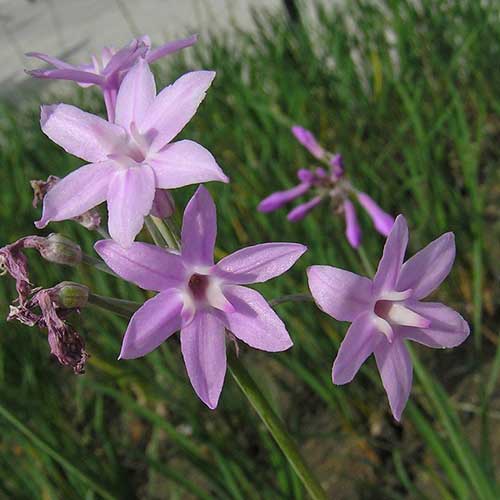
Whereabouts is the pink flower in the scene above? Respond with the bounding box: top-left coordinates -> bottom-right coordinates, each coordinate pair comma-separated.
36,58 -> 228,248
95,186 -> 306,408
27,35 -> 197,121
291,126 -> 325,159
307,215 -> 469,421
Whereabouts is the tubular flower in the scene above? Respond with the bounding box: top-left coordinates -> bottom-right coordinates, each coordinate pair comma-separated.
27,34 -> 197,121
259,125 -> 394,247
95,186 -> 306,409
307,215 -> 469,421
35,58 -> 228,248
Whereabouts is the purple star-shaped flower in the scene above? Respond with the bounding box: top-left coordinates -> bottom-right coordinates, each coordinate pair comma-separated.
27,34 -> 197,121
95,186 -> 306,408
307,215 -> 469,421
36,58 -> 228,248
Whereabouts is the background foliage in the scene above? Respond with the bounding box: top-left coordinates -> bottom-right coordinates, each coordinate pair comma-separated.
0,0 -> 499,498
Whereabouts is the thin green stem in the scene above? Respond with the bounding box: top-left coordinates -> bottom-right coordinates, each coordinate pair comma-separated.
228,357 -> 328,500
88,293 -> 140,318
145,216 -> 167,247
81,253 -> 118,277
150,215 -> 177,249
357,246 -> 375,277
269,293 -> 313,307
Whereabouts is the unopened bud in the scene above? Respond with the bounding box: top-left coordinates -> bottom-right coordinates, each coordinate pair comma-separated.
52,281 -> 89,309
38,234 -> 82,266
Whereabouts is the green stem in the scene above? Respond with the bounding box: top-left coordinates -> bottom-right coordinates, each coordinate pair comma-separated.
228,357 -> 328,500
88,293 -> 140,318
357,245 -> 375,277
0,403 -> 115,500
145,216 -> 166,247
81,253 -> 118,277
151,215 -> 178,249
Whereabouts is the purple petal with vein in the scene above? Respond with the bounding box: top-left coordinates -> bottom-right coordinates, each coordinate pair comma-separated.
35,161 -> 116,228
151,140 -> 228,188
107,166 -> 156,248
120,289 -> 183,359
222,285 -> 293,351
307,265 -> 372,322
147,34 -> 198,63
398,232 -> 455,299
41,104 -> 126,162
181,311 -> 226,409
216,242 -> 307,284
95,240 -> 185,291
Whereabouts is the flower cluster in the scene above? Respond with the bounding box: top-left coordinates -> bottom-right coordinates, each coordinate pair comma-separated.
0,34 -> 470,420
259,126 -> 394,248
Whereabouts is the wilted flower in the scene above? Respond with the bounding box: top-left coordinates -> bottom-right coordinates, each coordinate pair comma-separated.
259,125 -> 394,247
307,215 -> 469,421
95,186 -> 306,408
27,34 -> 197,121
35,58 -> 228,248
8,282 -> 89,374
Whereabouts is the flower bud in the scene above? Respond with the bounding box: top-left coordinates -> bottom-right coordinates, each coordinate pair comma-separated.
38,234 -> 82,266
52,281 -> 89,309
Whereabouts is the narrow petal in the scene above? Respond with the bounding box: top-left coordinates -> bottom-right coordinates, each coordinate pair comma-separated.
344,199 -> 362,248
398,233 -> 455,300
107,166 -> 156,248
357,192 -> 394,236
181,186 -> 216,266
41,104 -> 126,162
119,289 -> 183,359
258,183 -> 310,212
146,34 -> 198,63
307,266 -> 372,322
287,196 -> 322,222
181,311 -> 226,409
28,68 -> 105,85
150,140 -> 228,189
140,71 -> 216,152
95,240 -> 185,291
216,243 -> 307,284
373,215 -> 408,294
26,51 -> 75,69
374,337 -> 413,421
291,125 -> 325,159
222,285 -> 293,352
115,58 -> 156,132
332,312 -> 380,384
35,161 -> 115,228
102,38 -> 147,77
401,301 -> 469,348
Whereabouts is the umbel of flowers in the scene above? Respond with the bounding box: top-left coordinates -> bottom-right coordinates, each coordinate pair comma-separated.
0,34 -> 470,495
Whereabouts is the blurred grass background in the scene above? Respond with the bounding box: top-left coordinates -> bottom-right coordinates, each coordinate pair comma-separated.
1,0 -> 499,498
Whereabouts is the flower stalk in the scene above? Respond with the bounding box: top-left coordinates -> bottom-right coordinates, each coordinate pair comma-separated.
228,356 -> 328,500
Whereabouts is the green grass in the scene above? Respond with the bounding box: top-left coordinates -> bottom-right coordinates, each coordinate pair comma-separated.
1,0 -> 499,498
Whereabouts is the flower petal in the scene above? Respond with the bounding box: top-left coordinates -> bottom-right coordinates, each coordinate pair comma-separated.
332,312 -> 380,384
150,140 -> 228,189
344,199 -> 362,248
140,70 -> 216,152
94,240 -> 185,291
222,285 -> 293,352
35,161 -> 116,228
258,183 -> 311,212
374,337 -> 413,421
107,166 -> 156,248
114,58 -> 156,132
146,34 -> 198,63
216,243 -> 307,284
397,232 -> 455,300
291,125 -> 325,159
119,289 -> 183,359
28,68 -> 105,85
401,301 -> 469,348
307,266 -> 372,322
41,104 -> 126,162
181,311 -> 226,409
287,196 -> 322,222
356,192 -> 394,236
373,215 -> 408,294
181,186 -> 216,266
